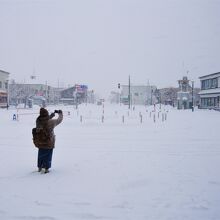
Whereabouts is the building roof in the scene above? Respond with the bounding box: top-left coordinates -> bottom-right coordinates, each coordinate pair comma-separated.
199,72 -> 220,79
0,70 -> 10,75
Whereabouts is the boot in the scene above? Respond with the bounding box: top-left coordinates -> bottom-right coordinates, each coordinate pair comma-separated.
44,168 -> 49,174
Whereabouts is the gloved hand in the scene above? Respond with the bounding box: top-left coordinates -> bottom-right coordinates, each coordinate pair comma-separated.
49,112 -> 55,119
54,110 -> 62,114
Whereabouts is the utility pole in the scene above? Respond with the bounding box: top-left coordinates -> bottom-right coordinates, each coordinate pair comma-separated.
151,87 -> 153,105
45,81 -> 48,105
6,79 -> 9,109
192,81 -> 194,112
128,75 -> 131,109
160,91 -> 162,110
118,83 -> 121,105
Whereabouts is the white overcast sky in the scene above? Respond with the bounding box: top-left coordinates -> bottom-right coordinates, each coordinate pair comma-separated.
0,0 -> 220,96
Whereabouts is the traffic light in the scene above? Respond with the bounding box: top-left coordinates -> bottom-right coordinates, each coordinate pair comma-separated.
118,83 -> 120,89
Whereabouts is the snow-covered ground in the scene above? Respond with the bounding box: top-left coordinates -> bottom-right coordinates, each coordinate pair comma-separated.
0,104 -> 220,220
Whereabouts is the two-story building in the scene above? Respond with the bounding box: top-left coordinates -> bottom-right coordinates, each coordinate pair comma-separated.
198,72 -> 220,109
120,85 -> 157,106
9,82 -> 61,107
60,84 -> 88,105
0,70 -> 10,108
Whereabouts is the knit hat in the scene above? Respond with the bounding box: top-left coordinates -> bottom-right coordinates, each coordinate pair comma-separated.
40,108 -> 49,117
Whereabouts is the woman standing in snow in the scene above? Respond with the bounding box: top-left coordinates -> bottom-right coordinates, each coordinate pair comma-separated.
33,108 -> 63,173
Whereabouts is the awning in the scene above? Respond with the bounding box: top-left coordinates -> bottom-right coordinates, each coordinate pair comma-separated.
200,94 -> 220,98
0,91 -> 7,96
199,88 -> 220,95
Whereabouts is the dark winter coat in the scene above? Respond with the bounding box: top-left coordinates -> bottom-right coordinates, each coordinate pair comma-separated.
34,112 -> 63,149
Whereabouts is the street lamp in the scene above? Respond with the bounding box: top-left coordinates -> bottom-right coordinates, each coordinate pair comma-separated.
128,75 -> 131,109
6,79 -> 9,109
191,80 -> 194,112
159,91 -> 162,109
151,87 -> 153,105
118,83 -> 121,105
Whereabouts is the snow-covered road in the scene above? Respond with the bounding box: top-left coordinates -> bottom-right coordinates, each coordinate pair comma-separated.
0,104 -> 219,220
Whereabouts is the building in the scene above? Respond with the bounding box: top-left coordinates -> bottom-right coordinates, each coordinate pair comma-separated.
9,82 -> 60,107
158,87 -> 178,106
177,76 -> 200,110
198,72 -> 220,109
60,84 -> 88,105
86,90 -> 95,104
120,85 -> 157,106
60,86 -> 75,105
177,76 -> 192,109
109,91 -> 120,104
0,70 -> 10,108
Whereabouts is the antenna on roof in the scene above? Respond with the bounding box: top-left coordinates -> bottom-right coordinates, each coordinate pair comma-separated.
30,75 -> 36,80
30,67 -> 36,80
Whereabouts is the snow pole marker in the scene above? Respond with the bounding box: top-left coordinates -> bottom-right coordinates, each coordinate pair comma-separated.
140,114 -> 143,123
162,113 -> 164,122
102,103 -> 105,114
16,109 -> 19,121
122,115 -> 125,123
13,114 -> 17,121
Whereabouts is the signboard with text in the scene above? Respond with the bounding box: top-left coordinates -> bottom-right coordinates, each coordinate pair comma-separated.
75,84 -> 88,93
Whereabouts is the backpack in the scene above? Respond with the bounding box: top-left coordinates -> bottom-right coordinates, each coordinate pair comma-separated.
32,126 -> 52,148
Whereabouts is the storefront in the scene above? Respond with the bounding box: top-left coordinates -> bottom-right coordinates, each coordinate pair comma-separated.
0,91 -> 7,108
0,70 -> 10,108
199,91 -> 220,109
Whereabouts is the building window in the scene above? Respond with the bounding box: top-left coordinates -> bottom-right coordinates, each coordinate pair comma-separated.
201,97 -> 218,107
201,81 -> 205,90
201,78 -> 218,90
212,78 -> 218,88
